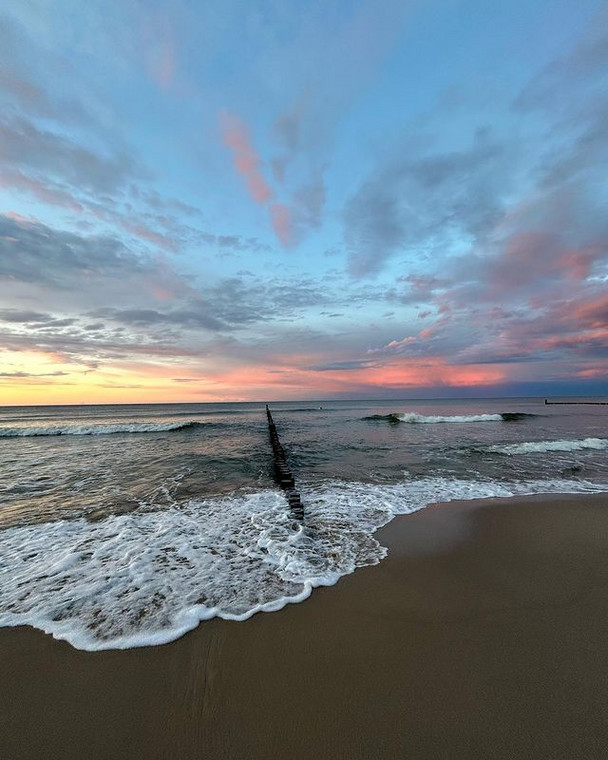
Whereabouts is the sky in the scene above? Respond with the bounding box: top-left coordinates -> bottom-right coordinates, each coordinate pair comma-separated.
0,0 -> 607,404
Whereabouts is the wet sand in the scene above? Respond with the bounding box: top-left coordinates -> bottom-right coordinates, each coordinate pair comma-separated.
2,492 -> 608,759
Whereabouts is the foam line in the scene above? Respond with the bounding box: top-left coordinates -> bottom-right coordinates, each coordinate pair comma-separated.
1,477 -> 606,651
489,438 -> 608,455
363,412 -> 536,424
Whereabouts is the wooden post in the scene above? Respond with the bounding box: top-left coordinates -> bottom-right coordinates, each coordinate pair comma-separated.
544,400 -> 607,405
265,406 -> 304,522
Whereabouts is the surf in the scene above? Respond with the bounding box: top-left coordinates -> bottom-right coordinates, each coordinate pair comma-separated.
1,475 -> 606,651
489,438 -> 608,455
0,421 -> 209,437
363,412 -> 537,424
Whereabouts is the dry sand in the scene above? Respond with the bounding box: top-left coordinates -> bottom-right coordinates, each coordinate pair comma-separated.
2,492 -> 608,759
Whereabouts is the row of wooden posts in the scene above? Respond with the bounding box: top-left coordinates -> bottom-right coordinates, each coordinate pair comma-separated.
544,399 -> 608,405
265,405 -> 304,522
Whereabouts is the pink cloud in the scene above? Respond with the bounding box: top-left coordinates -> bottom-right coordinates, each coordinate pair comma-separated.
368,336 -> 416,354
0,169 -> 83,213
187,354 -> 506,401
0,169 -> 181,252
401,274 -> 442,295
121,221 -> 177,252
220,112 -> 273,204
572,293 -> 608,328
533,327 -> 608,352
219,112 -> 303,248
146,282 -> 176,302
321,357 -> 505,389
558,245 -> 603,281
491,232 -> 557,289
270,203 -> 294,247
482,232 -> 605,300
3,211 -> 35,223
577,366 -> 607,379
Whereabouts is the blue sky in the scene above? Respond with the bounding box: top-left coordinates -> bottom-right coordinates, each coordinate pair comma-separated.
0,0 -> 607,403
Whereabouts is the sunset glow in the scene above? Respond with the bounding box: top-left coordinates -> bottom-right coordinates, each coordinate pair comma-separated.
1,1 -> 607,404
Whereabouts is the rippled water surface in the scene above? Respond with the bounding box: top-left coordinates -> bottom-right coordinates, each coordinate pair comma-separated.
1,398 -> 606,649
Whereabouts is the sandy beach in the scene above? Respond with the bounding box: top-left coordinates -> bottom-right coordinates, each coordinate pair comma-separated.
2,492 -> 608,760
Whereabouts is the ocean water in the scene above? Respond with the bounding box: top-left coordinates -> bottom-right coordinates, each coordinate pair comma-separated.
1,397 -> 607,650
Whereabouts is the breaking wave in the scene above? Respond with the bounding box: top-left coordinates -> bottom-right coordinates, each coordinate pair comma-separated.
1,476 -> 606,651
489,438 -> 608,455
0,421 -> 208,437
362,413 -> 403,423
363,412 -> 537,424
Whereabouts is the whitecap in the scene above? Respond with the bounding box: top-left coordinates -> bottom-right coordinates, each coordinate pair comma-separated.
398,412 -> 504,423
489,438 -> 608,455
1,476 -> 606,651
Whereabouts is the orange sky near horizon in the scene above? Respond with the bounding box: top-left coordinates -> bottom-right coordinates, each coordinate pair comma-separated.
0,348 -> 509,406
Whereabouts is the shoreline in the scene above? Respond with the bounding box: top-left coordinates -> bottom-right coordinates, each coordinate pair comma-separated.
2,491 -> 608,759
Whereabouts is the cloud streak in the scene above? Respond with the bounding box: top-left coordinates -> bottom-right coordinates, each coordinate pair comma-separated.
1,1 -> 606,401
220,111 -> 273,204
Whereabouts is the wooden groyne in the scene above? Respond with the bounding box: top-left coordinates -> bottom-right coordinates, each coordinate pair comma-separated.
265,406 -> 304,522
544,400 -> 608,405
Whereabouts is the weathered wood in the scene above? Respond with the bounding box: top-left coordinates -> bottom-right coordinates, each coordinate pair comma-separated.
544,399 -> 607,405
265,405 -> 304,521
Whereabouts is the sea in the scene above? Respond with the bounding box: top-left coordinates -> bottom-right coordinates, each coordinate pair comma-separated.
1,397 -> 607,651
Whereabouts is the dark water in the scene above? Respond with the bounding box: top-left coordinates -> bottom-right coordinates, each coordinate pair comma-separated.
1,398 -> 606,527
0,398 -> 606,650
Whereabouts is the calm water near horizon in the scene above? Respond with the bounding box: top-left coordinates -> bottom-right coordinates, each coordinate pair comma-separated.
1,397 -> 607,650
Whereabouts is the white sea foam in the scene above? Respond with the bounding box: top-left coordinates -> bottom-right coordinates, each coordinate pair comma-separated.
490,438 -> 608,455
1,476 -> 606,651
398,412 -> 504,423
0,421 -> 202,437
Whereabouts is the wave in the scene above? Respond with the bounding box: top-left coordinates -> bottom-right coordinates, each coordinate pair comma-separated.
1,476 -> 606,651
0,421 -> 208,437
362,413 -> 402,423
489,438 -> 608,455
363,412 -> 537,424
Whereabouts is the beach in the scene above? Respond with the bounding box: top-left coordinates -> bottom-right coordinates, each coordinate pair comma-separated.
2,491 -> 608,760
3,0 -> 607,755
